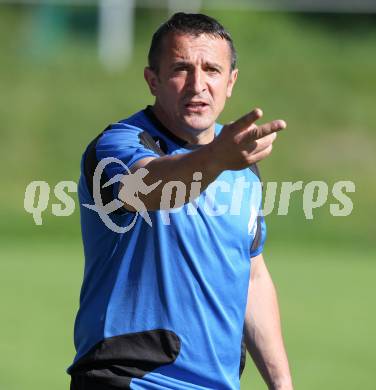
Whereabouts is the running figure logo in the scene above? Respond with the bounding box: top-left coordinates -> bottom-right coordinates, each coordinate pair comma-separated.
116,167 -> 161,226
83,158 -> 161,233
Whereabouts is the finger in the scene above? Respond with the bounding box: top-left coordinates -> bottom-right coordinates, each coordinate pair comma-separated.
246,133 -> 276,154
250,119 -> 286,140
246,144 -> 273,165
230,108 -> 263,133
237,130 -> 276,151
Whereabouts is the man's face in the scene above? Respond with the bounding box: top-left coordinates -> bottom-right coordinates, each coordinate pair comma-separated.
145,33 -> 238,136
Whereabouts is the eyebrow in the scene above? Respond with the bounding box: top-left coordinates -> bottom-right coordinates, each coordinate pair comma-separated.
170,61 -> 193,70
170,61 -> 224,72
205,62 -> 224,72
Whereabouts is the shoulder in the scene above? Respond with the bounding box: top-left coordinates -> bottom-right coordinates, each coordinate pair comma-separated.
85,109 -> 156,154
100,110 -> 149,143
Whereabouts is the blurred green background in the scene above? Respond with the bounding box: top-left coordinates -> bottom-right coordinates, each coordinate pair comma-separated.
1,3 -> 375,389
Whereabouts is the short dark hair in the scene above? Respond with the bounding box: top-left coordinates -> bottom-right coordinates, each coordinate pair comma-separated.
148,12 -> 237,73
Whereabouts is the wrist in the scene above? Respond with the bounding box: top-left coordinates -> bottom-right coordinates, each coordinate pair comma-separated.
202,137 -> 226,175
269,377 -> 293,390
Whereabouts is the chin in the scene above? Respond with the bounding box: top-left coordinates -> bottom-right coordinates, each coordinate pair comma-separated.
183,116 -> 214,132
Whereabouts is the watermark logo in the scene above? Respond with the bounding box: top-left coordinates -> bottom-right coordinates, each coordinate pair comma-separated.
23,160 -> 356,231
82,158 -> 161,233
24,180 -> 77,225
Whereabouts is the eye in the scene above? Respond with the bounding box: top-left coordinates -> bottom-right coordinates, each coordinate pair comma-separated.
206,67 -> 220,74
173,65 -> 189,73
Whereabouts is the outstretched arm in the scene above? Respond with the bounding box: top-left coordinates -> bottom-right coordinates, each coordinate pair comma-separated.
120,108 -> 286,211
245,253 -> 293,390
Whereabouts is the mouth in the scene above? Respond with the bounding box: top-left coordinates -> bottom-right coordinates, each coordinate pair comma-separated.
184,101 -> 209,112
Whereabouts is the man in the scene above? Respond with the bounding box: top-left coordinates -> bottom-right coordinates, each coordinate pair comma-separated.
68,12 -> 293,390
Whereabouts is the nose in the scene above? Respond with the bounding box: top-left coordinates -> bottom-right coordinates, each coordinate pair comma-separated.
188,67 -> 206,95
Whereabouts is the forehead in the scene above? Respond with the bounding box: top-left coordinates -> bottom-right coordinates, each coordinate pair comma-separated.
160,32 -> 232,67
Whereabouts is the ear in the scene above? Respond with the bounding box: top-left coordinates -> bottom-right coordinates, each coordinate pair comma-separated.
144,67 -> 159,96
226,68 -> 238,98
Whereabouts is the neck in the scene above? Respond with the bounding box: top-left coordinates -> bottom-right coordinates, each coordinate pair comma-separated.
151,103 -> 215,146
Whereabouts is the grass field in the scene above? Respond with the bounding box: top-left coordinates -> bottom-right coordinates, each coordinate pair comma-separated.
1,240 -> 375,389
1,5 -> 376,389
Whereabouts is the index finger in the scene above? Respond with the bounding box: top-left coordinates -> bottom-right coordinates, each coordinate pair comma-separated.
230,108 -> 263,132
252,120 -> 287,140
